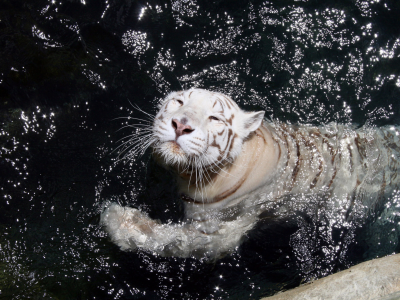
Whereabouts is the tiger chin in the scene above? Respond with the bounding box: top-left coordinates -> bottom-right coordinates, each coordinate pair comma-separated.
100,88 -> 400,259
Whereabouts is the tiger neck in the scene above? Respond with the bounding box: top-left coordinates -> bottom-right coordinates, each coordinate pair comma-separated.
178,124 -> 279,205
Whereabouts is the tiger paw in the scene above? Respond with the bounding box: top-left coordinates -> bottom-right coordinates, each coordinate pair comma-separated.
100,203 -> 155,250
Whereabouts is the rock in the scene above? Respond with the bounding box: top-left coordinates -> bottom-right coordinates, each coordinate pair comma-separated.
263,254 -> 400,300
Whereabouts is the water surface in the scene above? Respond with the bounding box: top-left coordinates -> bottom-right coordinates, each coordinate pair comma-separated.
1,0 -> 400,299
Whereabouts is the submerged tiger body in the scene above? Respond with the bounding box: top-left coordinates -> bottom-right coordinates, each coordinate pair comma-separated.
101,88 -> 400,258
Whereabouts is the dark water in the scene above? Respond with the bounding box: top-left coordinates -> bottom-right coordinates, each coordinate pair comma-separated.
1,0 -> 400,299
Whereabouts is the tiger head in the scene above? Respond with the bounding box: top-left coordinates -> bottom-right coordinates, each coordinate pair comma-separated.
152,88 -> 265,170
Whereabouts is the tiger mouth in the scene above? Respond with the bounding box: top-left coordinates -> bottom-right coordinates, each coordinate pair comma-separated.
168,141 -> 185,155
170,141 -> 181,151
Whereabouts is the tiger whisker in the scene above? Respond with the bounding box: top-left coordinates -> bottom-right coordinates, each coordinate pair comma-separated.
113,116 -> 154,123
116,124 -> 153,132
115,130 -> 154,144
129,102 -> 156,121
113,133 -> 155,155
117,137 -> 157,163
112,104 -> 156,164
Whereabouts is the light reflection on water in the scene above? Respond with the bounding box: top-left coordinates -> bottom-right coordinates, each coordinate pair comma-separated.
0,0 -> 400,298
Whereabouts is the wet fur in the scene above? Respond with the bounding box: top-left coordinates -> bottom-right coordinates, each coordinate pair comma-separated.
101,88 -> 400,259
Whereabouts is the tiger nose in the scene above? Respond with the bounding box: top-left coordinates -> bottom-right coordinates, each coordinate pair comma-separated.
172,118 -> 194,137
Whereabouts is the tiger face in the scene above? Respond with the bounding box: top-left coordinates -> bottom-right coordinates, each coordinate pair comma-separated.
152,88 -> 265,168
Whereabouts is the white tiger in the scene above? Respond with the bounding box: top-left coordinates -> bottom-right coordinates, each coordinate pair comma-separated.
100,88 -> 400,259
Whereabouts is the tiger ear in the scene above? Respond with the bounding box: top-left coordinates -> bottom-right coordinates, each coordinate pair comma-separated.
242,111 -> 265,133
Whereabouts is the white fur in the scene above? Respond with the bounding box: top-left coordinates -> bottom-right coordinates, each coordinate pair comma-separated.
101,89 -> 400,259
152,88 -> 265,167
